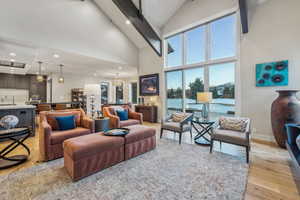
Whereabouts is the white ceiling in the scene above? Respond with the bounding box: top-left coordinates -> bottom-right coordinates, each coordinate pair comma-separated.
95,0 -> 187,49
132,0 -> 187,29
0,39 -> 137,78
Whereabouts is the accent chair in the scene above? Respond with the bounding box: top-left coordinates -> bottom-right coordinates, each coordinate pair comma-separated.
160,113 -> 194,144
210,117 -> 251,163
102,105 -> 143,129
39,108 -> 95,161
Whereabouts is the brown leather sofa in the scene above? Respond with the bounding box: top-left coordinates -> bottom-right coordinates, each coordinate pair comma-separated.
103,105 -> 143,129
64,125 -> 156,181
39,108 -> 95,161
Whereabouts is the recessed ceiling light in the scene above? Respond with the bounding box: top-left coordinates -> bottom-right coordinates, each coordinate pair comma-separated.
93,73 -> 97,77
126,20 -> 131,25
10,59 -> 15,62
9,52 -> 16,57
118,66 -> 123,70
53,54 -> 60,58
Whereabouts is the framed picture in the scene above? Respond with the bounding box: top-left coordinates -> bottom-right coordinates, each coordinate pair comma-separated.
139,74 -> 159,96
256,60 -> 288,87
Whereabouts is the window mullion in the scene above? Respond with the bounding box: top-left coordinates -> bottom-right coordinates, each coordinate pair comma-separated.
204,23 -> 211,92
182,70 -> 186,113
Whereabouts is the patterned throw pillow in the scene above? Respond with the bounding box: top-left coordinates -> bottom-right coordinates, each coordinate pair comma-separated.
172,112 -> 188,122
219,116 -> 249,132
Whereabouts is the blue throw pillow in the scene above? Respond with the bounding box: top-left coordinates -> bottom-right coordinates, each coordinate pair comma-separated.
116,110 -> 128,121
55,115 -> 76,131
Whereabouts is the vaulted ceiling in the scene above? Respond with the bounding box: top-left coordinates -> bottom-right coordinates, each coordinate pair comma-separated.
131,0 -> 187,29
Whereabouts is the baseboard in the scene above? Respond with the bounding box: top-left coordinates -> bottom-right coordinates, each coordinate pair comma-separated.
251,138 -> 278,147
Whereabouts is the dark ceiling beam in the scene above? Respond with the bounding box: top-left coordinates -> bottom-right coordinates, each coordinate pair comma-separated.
112,0 -> 162,57
239,0 -> 249,34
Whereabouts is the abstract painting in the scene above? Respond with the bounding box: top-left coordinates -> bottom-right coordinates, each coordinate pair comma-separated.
256,60 -> 288,87
139,74 -> 159,96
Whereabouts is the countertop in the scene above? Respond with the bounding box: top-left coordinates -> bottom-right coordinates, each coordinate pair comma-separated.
0,105 -> 36,110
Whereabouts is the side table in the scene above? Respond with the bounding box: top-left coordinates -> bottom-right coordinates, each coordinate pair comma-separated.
0,128 -> 31,170
95,117 -> 110,132
192,119 -> 215,146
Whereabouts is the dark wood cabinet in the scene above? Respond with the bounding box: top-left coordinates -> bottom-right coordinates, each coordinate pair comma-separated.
135,105 -> 157,123
0,73 -> 46,102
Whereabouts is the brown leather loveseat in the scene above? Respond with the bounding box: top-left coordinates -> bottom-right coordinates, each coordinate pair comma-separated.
39,108 -> 95,161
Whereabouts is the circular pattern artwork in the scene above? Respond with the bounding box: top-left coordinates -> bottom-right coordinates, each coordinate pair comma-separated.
256,60 -> 288,87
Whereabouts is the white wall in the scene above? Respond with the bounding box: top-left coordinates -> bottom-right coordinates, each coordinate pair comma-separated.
240,0 -> 300,141
139,47 -> 164,121
139,0 -> 300,142
163,0 -> 238,36
0,0 -> 138,67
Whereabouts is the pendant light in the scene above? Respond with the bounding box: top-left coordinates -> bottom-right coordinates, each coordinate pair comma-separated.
36,61 -> 44,82
58,64 -> 64,83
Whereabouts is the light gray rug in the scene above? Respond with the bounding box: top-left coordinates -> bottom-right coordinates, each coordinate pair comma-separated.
0,139 -> 248,200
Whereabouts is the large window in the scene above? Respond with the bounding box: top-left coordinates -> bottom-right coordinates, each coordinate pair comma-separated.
209,63 -> 235,114
165,13 -> 237,117
166,34 -> 182,67
210,15 -> 236,60
116,84 -> 123,104
130,82 -> 138,104
186,26 -> 206,64
166,70 -> 183,113
185,68 -> 205,112
101,82 -> 109,104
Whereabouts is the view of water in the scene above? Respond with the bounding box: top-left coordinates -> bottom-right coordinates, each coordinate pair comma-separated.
167,98 -> 235,114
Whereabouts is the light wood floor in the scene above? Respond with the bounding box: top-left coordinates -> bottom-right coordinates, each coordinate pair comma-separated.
0,123 -> 299,200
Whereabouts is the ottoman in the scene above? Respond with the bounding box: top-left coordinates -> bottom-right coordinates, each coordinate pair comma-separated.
124,125 -> 156,160
63,133 -> 124,181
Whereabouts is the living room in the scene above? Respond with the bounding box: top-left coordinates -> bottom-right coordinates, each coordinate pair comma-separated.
0,0 -> 299,199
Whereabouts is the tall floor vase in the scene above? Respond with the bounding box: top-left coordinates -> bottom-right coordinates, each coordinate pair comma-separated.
271,90 -> 300,148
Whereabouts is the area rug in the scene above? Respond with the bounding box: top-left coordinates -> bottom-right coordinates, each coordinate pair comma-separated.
0,139 -> 248,200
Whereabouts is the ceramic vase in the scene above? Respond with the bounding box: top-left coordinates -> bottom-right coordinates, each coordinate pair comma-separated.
271,90 -> 300,148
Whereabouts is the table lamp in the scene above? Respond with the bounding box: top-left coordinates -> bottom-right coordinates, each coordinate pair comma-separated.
197,92 -> 212,120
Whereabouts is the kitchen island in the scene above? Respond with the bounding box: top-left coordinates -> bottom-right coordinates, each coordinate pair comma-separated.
0,105 -> 36,139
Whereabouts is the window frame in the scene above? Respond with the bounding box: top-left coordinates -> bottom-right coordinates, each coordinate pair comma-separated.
164,12 -> 239,114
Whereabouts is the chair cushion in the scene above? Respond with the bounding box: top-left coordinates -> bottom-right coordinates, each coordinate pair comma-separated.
116,110 -> 129,121
219,116 -> 248,132
50,127 -> 91,145
46,111 -> 81,130
172,112 -> 188,122
212,129 -> 248,146
120,119 -> 140,127
55,115 -> 76,131
123,125 -> 156,144
162,122 -> 191,132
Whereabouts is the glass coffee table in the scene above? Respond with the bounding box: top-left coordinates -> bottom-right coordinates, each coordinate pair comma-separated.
192,118 -> 215,146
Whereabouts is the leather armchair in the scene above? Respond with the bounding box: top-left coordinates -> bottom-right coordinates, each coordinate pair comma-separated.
39,108 -> 95,161
103,106 -> 143,129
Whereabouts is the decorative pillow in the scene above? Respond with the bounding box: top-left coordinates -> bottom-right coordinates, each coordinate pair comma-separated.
55,115 -> 76,131
172,112 -> 188,122
219,116 -> 248,132
296,134 -> 300,150
46,111 -> 81,130
116,110 -> 129,121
